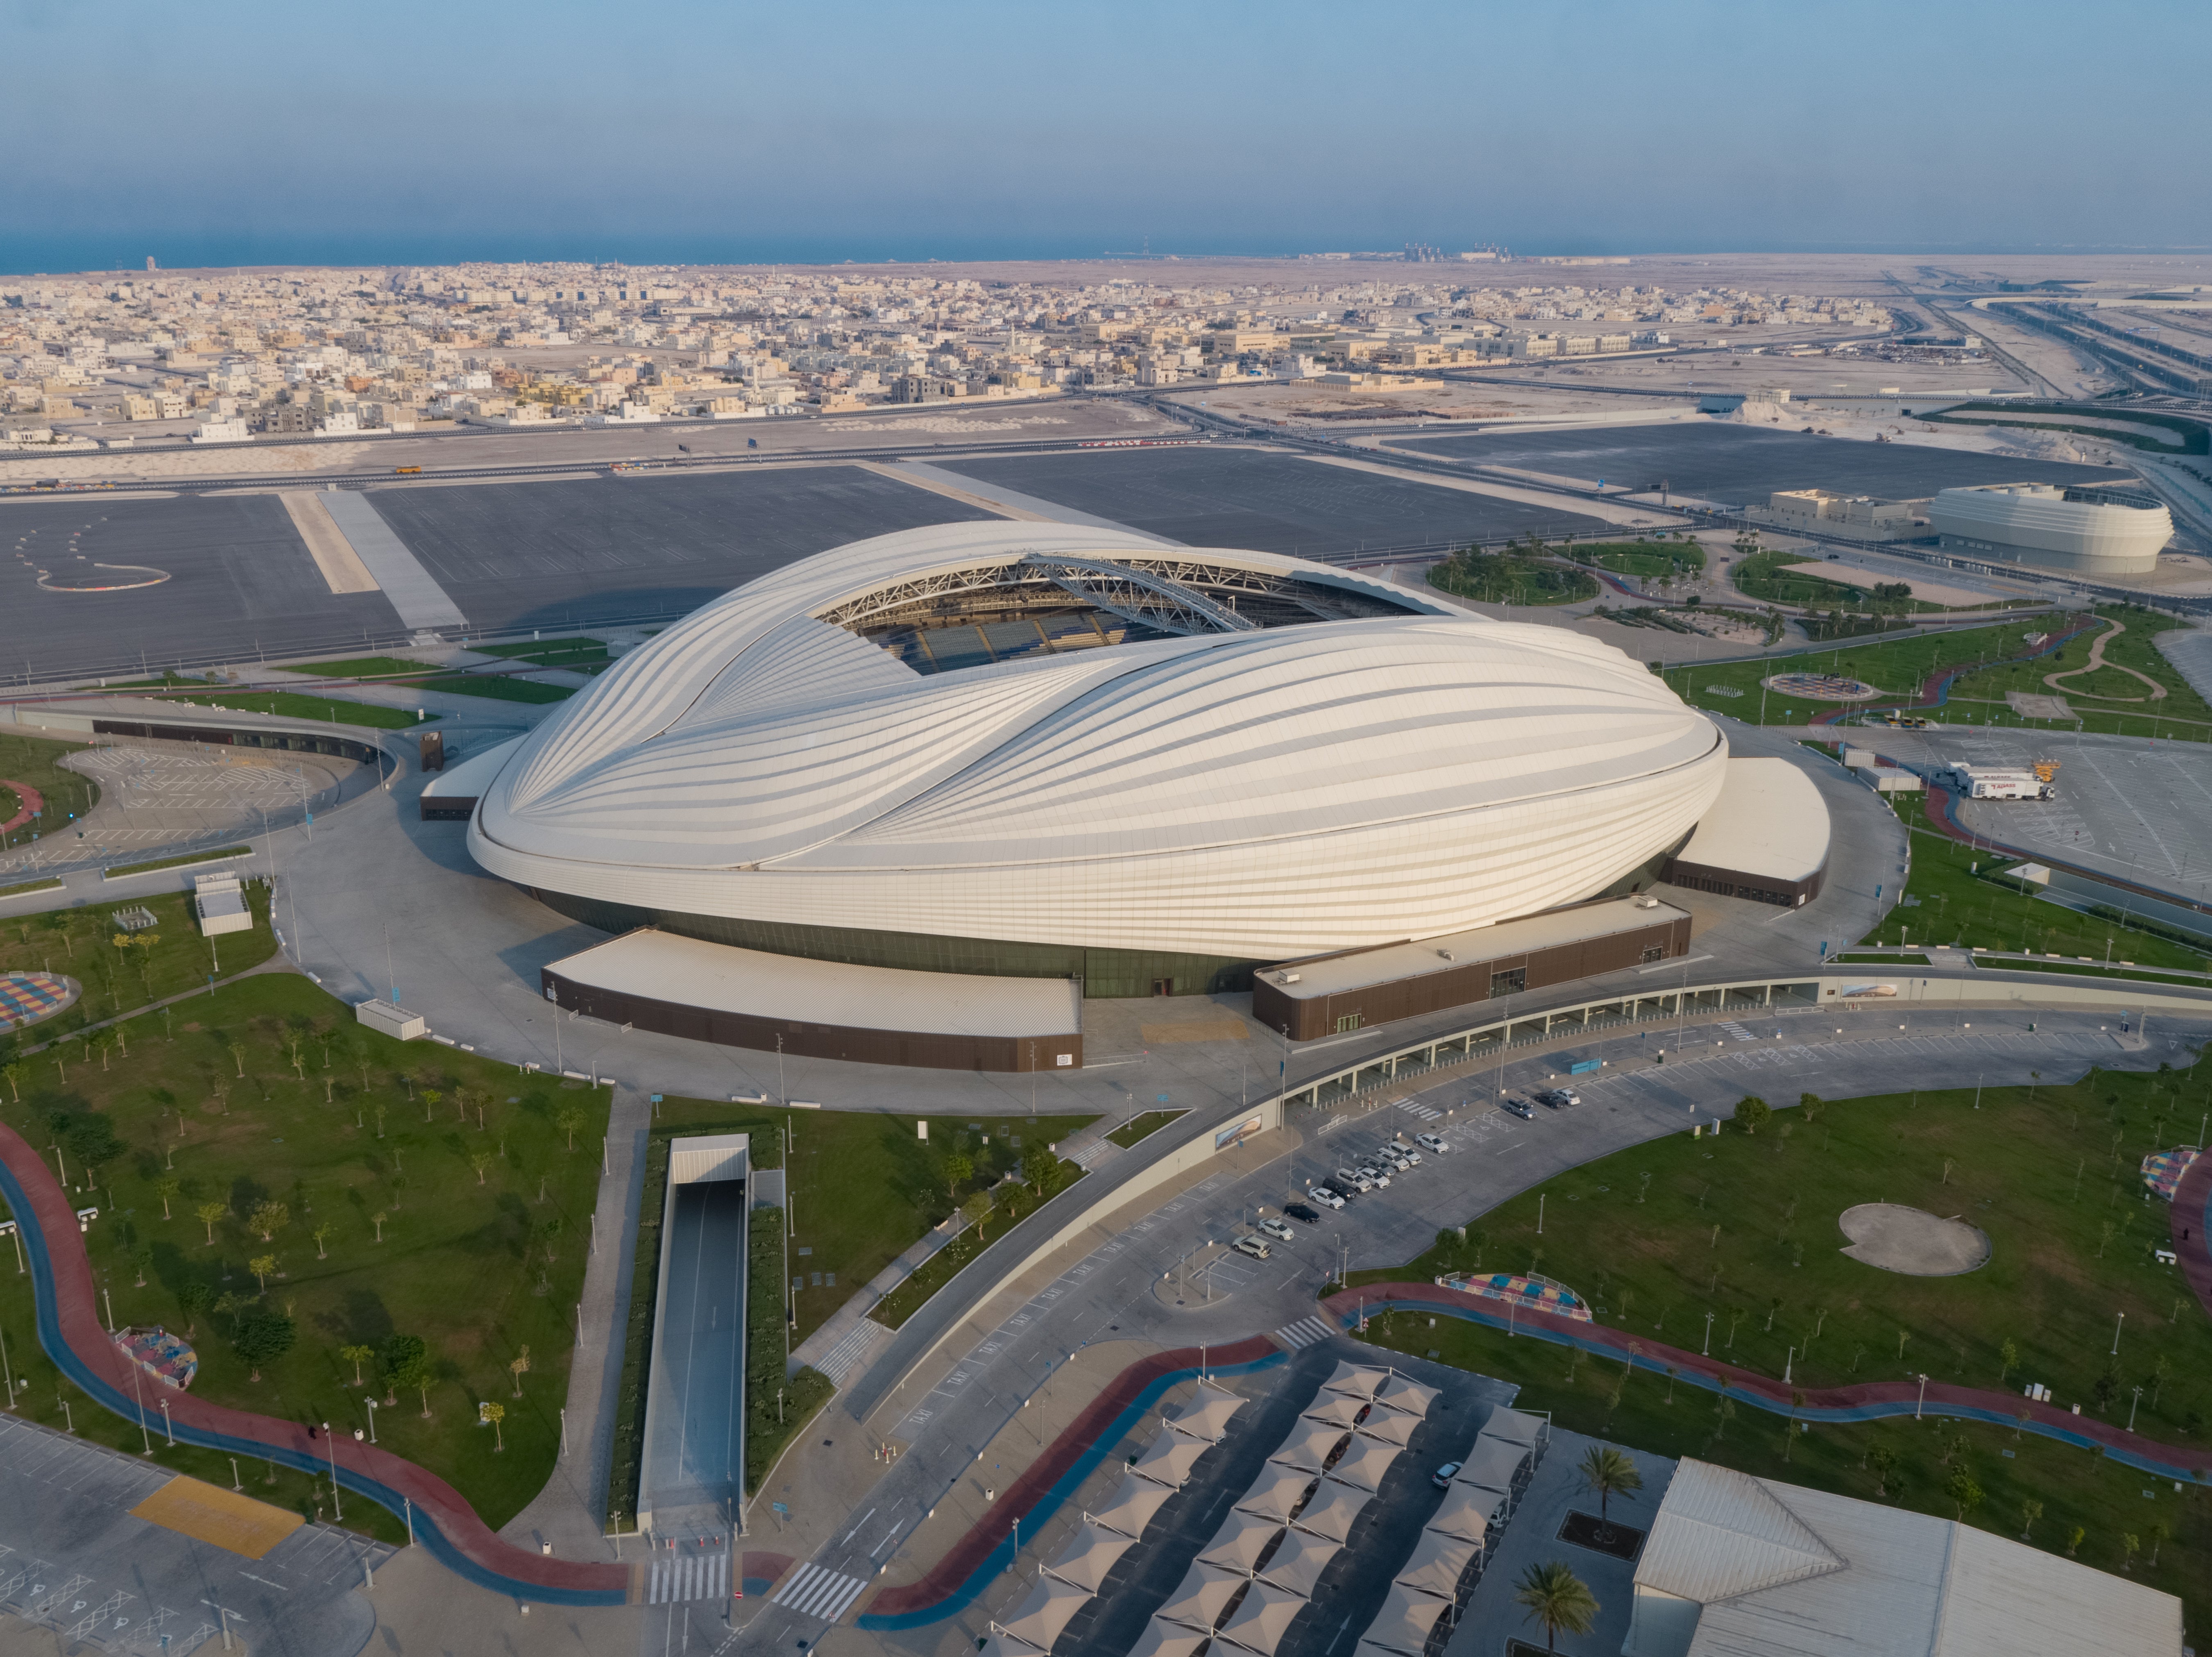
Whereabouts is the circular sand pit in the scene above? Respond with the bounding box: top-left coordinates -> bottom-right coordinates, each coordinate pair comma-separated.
1837,1203 -> 1990,1276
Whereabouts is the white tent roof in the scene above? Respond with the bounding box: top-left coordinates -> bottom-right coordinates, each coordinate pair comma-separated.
1355,1584 -> 1451,1657
1214,1581 -> 1309,1657
1352,1406 -> 1421,1448
1478,1405 -> 1545,1448
1093,1471 -> 1179,1539
1300,1392 -> 1367,1430
1426,1481 -> 1497,1544
1199,1509 -> 1284,1574
1234,1464 -> 1316,1525
1168,1384 -> 1246,1443
1319,1361 -> 1388,1399
998,1574 -> 1093,1652
1268,1419 -> 1349,1474
1372,1375 -> 1439,1417
1636,1458 -> 1844,1605
1290,1478 -> 1373,1544
1324,1434 -> 1402,1492
981,1633 -> 1045,1657
1132,1425 -> 1213,1489
1130,1618 -> 1213,1657
1157,1562 -> 1246,1634
1257,1526 -> 1340,1598
1045,1519 -> 1138,1593
1395,1529 -> 1481,1601
1456,1437 -> 1527,1496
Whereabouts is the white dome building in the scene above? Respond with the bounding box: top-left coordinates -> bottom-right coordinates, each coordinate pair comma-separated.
1929,483 -> 2171,576
459,524 -> 1728,999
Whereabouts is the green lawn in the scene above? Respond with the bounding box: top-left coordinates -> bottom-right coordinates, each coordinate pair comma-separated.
1944,607 -> 2212,741
0,730 -> 102,835
2,884 -> 280,1034
103,845 -> 254,881
1107,1109 -> 1185,1150
145,692 -> 432,730
1732,549 -> 1947,614
286,657 -> 440,680
0,972 -> 609,1539
1429,549 -> 1598,607
1660,619 -> 2075,727
1856,800 -> 2209,969
1353,1311 -> 2212,1632
1564,539 -> 1706,579
470,638 -> 614,673
412,675 -> 575,705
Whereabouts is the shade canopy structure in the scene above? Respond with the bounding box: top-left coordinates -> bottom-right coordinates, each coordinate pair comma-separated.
1457,1437 -> 1528,1498
1290,1478 -> 1373,1544
1353,1584 -> 1451,1657
998,1574 -> 1093,1652
1268,1419 -> 1350,1475
1167,1384 -> 1247,1443
1131,1619 -> 1213,1657
1352,1407 -> 1421,1448
1257,1526 -> 1341,1598
1047,1519 -> 1138,1593
1093,1471 -> 1179,1539
981,1634 -> 1045,1657
1213,1581 -> 1310,1657
1372,1375 -> 1439,1418
1158,1563 -> 1247,1634
1425,1482 -> 1498,1545
1395,1529 -> 1481,1601
1319,1361 -> 1388,1400
1199,1509 -> 1285,1575
1325,1434 -> 1403,1492
1478,1405 -> 1546,1448
1300,1392 -> 1367,1431
1234,1464 -> 1317,1525
1132,1425 -> 1213,1489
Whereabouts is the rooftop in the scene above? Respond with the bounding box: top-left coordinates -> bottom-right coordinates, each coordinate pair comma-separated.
1669,756 -> 1831,885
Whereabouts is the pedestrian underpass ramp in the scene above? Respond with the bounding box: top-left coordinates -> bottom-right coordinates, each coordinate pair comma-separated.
129,1475 -> 305,1559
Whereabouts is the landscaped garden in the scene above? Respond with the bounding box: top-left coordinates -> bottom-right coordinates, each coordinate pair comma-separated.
141,688 -> 433,729
1349,1060 -> 2212,1626
0,730 -> 102,839
0,883 -> 279,1031
1428,539 -> 1600,606
0,971 -> 608,1539
1731,548 -> 1949,614
1559,538 -> 1706,581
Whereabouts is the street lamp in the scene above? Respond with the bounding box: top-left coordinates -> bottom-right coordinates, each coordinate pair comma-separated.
322,1423 -> 343,1521
1702,1312 -> 1715,1356
1914,1373 -> 1929,1420
365,1398 -> 377,1444
2129,1385 -> 2143,1433
2112,1311 -> 2126,1357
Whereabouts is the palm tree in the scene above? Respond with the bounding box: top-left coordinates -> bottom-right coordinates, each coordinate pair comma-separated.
483,1400 -> 506,1451
340,1344 -> 375,1387
154,1177 -> 180,1220
195,1202 -> 227,1246
1514,1560 -> 1599,1652
1577,1445 -> 1643,1541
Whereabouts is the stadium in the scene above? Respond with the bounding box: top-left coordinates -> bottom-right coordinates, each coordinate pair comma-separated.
431,523 -> 1768,1066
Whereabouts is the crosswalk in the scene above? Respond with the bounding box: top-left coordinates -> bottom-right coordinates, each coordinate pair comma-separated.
1717,1021 -> 1757,1043
647,1551 -> 731,1603
1396,1098 -> 1445,1121
770,1562 -> 871,1623
1275,1316 -> 1336,1350
814,1321 -> 878,1386
1069,1140 -> 1117,1168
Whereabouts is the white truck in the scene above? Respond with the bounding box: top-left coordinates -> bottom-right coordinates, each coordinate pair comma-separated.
1929,762 -> 2053,801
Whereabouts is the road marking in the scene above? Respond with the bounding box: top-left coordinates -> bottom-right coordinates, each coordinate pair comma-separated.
648,1551 -> 730,1603
1275,1317 -> 1335,1349
1395,1100 -> 1444,1121
814,1321 -> 878,1386
317,491 -> 467,629
771,1563 -> 870,1622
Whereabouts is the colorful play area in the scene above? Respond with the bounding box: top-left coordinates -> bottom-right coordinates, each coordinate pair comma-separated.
1436,1271 -> 1593,1322
0,971 -> 76,1033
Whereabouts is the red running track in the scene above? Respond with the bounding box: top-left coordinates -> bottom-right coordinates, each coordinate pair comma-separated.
0,780 -> 43,836
0,1121 -> 637,1600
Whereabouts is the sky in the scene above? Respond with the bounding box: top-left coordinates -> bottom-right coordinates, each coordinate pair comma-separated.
2,0 -> 2207,272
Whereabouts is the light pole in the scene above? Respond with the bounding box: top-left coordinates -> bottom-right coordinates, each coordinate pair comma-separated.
159,1398 -> 173,1446
2129,1385 -> 2143,1433
323,1423 -> 343,1521
1783,1346 -> 1795,1385
0,1321 -> 13,1409
366,1399 -> 377,1444
1914,1373 -> 1929,1420
2112,1311 -> 2126,1357
1702,1312 -> 1715,1356
1537,1194 -> 1545,1236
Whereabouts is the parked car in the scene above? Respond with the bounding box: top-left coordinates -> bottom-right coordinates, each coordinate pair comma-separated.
1260,1216 -> 1296,1242
1500,1095 -> 1536,1121
1535,1087 -> 1582,1109
1415,1132 -> 1449,1154
1335,1167 -> 1374,1193
1392,1143 -> 1424,1167
1285,1202 -> 1323,1223
1310,1186 -> 1347,1210
1356,1163 -> 1392,1188
1432,1461 -> 1463,1490
1233,1234 -> 1272,1260
1376,1147 -> 1412,1171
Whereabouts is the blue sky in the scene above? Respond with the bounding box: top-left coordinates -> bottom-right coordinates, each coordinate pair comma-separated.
2,0 -> 2206,271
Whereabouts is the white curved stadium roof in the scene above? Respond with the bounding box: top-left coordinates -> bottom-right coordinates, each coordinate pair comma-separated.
467,522 -> 1727,960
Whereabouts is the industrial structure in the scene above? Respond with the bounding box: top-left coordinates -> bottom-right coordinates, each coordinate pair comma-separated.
1927,483 -> 2172,575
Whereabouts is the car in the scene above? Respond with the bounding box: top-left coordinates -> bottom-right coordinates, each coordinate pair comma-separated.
1500,1095 -> 1536,1120
1233,1234 -> 1271,1260
1535,1087 -> 1582,1109
1260,1216 -> 1296,1242
1310,1186 -> 1347,1210
1392,1144 -> 1424,1167
1432,1461 -> 1462,1490
1415,1132 -> 1449,1154
1335,1167 -> 1374,1193
1285,1202 -> 1322,1223
1376,1148 -> 1411,1171
1356,1163 -> 1392,1188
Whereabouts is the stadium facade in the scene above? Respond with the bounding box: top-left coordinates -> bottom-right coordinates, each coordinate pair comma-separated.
461,523 -> 1729,998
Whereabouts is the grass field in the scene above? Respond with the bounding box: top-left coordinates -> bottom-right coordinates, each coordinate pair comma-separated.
1944,607 -> 2212,741
470,638 -> 614,674
102,844 -> 254,881
0,972 -> 609,1538
0,730 -> 101,835
1563,539 -> 1706,579
145,691 -> 431,730
286,657 -> 439,680
1661,619 -> 2076,727
1106,1110 -> 1184,1150
412,675 -> 575,705
0,884 -> 279,1036
1347,1062 -> 2212,1625
1429,550 -> 1598,607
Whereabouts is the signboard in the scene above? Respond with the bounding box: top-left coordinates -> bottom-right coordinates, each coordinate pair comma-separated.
1568,1059 -> 1603,1075
1214,1115 -> 1262,1151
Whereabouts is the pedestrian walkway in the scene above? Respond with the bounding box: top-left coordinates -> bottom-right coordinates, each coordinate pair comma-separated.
1273,1316 -> 1336,1350
646,1549 -> 731,1604
771,1562 -> 871,1623
789,1217 -> 970,1382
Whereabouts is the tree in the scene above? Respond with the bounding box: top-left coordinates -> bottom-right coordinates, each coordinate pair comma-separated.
1577,1445 -> 1643,1541
233,1311 -> 295,1382
483,1400 -> 506,1452
1944,1467 -> 1983,1522
226,1040 -> 247,1078
1867,1444 -> 1897,1498
469,1150 -> 496,1185
2121,1532 -> 2139,1573
382,1334 -> 433,1414
0,1059 -> 23,1103
247,1200 -> 289,1242
311,1221 -> 333,1259
340,1344 -> 375,1387
1999,1338 -> 2019,1388
1798,1092 -> 1824,1126
371,1210 -> 388,1243
248,1253 -> 279,1292
129,1239 -> 154,1287
2065,1525 -> 2085,1558
2146,1519 -> 2167,1566
1735,1096 -> 1771,1135
1512,1560 -> 1599,1652
555,1103 -> 587,1151
943,1150 -> 974,1203
1021,1144 -> 1061,1196
195,1202 -> 227,1246
510,1345 -> 531,1397
422,1087 -> 442,1123
154,1177 -> 180,1220
960,1188 -> 994,1241
176,1280 -> 212,1336
2019,1499 -> 2043,1542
